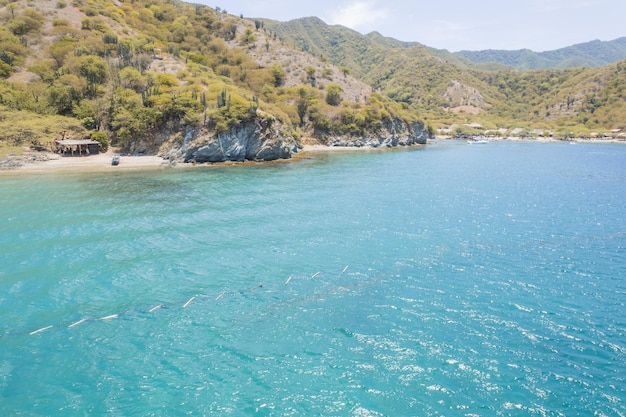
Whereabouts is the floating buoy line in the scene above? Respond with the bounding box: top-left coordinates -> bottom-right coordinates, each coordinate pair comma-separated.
4,265 -> 362,339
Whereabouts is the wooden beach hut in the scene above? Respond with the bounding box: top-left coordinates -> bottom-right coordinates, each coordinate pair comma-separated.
54,139 -> 100,156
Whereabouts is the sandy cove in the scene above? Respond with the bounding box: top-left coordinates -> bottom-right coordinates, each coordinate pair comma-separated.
1,149 -> 173,173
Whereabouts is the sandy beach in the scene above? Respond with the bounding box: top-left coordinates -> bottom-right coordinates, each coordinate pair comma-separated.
0,149 -> 171,173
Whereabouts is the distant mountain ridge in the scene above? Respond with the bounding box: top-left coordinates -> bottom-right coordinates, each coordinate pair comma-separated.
455,38 -> 626,70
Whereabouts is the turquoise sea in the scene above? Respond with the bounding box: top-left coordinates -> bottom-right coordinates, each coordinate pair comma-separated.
1,140 -> 625,416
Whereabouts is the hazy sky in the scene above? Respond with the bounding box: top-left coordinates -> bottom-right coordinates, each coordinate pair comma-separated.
203,0 -> 626,52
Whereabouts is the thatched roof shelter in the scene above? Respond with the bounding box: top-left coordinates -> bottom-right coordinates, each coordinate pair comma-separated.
54,139 -> 100,156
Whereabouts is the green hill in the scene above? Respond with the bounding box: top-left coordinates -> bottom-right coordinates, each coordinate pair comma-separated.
263,17 -> 626,134
1,1 -> 625,162
0,1 -> 429,161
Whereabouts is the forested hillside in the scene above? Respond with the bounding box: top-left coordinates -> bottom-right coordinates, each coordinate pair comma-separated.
1,0 -> 625,161
0,0 -> 427,160
264,17 -> 626,136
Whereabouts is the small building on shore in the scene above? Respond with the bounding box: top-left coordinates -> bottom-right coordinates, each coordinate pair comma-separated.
54,139 -> 100,156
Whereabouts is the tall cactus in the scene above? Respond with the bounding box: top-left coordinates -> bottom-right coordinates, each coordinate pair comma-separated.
217,88 -> 227,108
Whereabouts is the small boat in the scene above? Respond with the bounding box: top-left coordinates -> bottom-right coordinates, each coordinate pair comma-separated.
467,137 -> 488,144
111,154 -> 120,165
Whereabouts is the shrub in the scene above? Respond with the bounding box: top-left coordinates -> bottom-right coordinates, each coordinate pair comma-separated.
152,72 -> 179,87
90,131 -> 109,151
0,61 -> 12,78
325,83 -> 342,106
240,28 -> 256,44
9,9 -> 44,36
270,63 -> 286,87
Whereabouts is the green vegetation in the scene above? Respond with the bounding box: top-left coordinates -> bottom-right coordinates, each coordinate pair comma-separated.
90,131 -> 109,151
325,83 -> 342,106
0,27 -> 28,77
0,104 -> 87,150
0,0 -> 426,157
1,0 -> 624,160
263,17 -> 626,133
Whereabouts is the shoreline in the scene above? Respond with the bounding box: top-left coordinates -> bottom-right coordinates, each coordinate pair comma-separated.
0,149 -> 172,174
436,135 -> 626,144
0,144 -> 407,174
1,138 -> 623,174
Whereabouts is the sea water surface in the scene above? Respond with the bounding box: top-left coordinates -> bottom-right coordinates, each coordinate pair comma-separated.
1,141 -> 625,416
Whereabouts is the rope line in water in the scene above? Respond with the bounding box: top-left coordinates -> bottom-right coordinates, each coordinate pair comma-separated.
7,265 -> 356,339
29,325 -> 53,335
69,318 -> 87,328
182,296 -> 196,308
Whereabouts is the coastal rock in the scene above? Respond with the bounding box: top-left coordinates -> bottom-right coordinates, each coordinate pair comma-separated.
164,117 -> 297,163
0,152 -> 60,170
325,119 -> 430,148
159,116 -> 430,164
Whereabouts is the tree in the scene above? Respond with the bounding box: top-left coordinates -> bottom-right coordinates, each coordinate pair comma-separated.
90,132 -> 109,152
6,3 -> 16,18
73,99 -> 102,130
9,9 -> 44,36
119,67 -> 146,92
240,27 -> 256,44
47,74 -> 84,115
305,66 -> 316,86
296,87 -> 309,124
270,63 -> 286,87
78,55 -> 109,85
325,83 -> 343,106
49,39 -> 76,68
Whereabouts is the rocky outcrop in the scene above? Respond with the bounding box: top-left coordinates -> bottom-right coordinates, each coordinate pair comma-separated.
161,117 -> 298,163
160,116 -> 431,164
324,119 -> 430,148
0,152 -> 60,170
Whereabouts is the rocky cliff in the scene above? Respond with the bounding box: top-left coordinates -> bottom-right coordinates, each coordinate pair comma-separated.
160,116 -> 297,163
322,119 -> 430,148
160,116 -> 430,164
